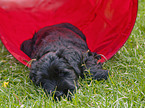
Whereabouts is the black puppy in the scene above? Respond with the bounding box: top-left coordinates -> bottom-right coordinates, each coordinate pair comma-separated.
21,23 -> 109,100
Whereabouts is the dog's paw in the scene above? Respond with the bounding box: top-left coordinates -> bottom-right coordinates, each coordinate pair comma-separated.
92,69 -> 110,81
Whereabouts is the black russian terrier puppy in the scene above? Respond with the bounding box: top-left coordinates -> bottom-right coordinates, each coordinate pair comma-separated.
21,23 -> 109,100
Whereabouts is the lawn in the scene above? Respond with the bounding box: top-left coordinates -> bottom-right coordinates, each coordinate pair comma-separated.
0,1 -> 144,108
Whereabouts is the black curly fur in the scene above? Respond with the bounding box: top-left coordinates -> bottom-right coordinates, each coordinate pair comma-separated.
21,23 -> 109,100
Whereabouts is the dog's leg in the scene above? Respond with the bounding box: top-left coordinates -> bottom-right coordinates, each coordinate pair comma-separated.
82,52 -> 109,80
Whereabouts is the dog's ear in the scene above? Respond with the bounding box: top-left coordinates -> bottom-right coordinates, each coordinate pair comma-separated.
56,49 -> 82,77
52,23 -> 86,41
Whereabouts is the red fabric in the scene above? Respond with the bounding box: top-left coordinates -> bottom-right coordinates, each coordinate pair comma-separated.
0,0 -> 138,65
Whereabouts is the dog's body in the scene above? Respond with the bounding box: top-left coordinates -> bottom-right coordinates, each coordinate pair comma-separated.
21,23 -> 109,100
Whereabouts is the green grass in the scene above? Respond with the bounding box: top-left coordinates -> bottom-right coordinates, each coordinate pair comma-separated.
0,1 -> 145,108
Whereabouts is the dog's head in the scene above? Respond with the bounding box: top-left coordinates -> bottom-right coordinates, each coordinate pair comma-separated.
29,50 -> 79,100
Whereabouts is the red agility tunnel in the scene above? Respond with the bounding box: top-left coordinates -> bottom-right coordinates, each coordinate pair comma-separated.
0,0 -> 138,65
